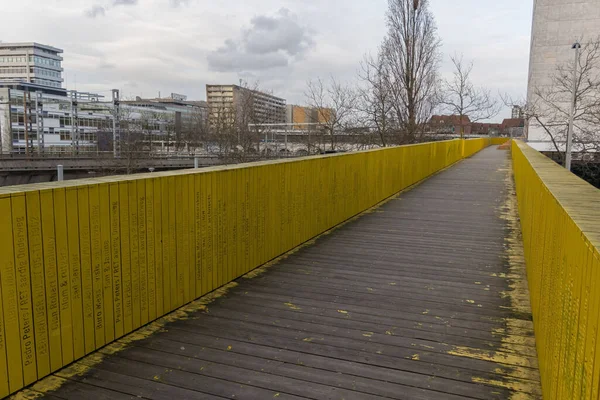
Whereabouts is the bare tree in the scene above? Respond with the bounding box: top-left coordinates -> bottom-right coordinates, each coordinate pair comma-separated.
305,77 -> 358,152
358,51 -> 394,147
439,54 -> 500,138
529,38 -> 600,180
382,0 -> 441,143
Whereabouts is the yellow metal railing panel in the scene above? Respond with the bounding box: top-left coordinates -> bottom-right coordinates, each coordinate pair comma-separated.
512,140 -> 600,399
0,138 -> 492,397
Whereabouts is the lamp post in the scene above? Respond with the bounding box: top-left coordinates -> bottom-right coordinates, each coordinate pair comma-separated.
565,42 -> 581,171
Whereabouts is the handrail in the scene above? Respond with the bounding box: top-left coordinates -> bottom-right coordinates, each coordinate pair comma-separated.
512,140 -> 600,399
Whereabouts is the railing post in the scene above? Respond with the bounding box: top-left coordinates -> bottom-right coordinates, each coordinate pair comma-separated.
57,165 -> 64,181
194,157 -> 199,169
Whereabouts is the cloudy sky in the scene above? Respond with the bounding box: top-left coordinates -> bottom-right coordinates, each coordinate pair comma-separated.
2,0 -> 533,120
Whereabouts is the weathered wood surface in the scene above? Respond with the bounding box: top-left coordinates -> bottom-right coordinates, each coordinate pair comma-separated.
24,148 -> 541,399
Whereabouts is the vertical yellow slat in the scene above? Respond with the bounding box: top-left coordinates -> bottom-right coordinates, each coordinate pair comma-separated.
65,188 -> 84,360
193,174 -> 203,298
0,196 -> 18,395
137,180 -> 148,325
25,190 -> 50,378
180,175 -> 190,303
77,187 -> 95,354
214,171 -> 223,287
39,189 -> 62,373
146,179 -> 156,321
10,194 -> 36,386
153,178 -> 164,317
88,185 -> 105,349
109,183 -> 123,339
200,172 -> 213,295
128,181 -> 140,329
221,171 -> 230,284
188,174 -> 196,301
168,176 -> 178,310
174,176 -> 185,307
118,182 -> 132,335
207,172 -> 219,290
161,177 -> 171,313
98,184 -> 114,344
0,265 -> 8,397
53,188 -> 73,366
229,170 -> 238,280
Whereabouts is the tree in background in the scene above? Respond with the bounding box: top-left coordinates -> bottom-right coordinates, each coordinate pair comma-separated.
527,39 -> 600,186
305,77 -> 358,152
382,0 -> 441,143
439,54 -> 500,138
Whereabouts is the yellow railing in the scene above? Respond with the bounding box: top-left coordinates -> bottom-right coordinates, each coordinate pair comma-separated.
0,138 -> 494,396
512,140 -> 600,399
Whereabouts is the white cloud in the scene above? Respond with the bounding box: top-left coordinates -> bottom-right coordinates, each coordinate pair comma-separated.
1,0 -> 533,117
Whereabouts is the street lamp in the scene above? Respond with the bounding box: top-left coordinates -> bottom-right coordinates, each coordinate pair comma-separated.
565,42 -> 581,171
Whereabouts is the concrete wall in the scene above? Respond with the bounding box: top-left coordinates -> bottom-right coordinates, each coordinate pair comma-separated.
527,0 -> 600,151
0,88 -> 11,153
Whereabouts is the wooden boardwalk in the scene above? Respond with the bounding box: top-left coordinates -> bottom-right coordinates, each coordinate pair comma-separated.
24,148 -> 542,400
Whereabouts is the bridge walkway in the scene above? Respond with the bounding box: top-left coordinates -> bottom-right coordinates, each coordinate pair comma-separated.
24,147 -> 542,400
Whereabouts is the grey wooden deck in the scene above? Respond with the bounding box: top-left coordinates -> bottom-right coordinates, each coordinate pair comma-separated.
23,147 -> 542,400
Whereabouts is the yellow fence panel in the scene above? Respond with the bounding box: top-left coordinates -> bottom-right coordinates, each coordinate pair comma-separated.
1,138 -> 497,396
512,140 -> 600,400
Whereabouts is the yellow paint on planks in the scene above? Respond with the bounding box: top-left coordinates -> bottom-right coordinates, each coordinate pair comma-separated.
98,184 -> 115,344
1,197 -> 24,393
77,187 -> 96,355
65,188 -> 85,360
26,191 -> 51,378
53,188 -> 74,366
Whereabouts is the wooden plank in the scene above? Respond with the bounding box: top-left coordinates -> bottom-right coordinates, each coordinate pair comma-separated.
25,190 -> 51,378
127,181 -> 140,329
77,187 -> 96,354
65,188 -> 84,360
98,184 -> 114,344
88,185 -> 105,349
0,197 -> 23,393
146,179 -> 156,321
153,178 -> 164,317
161,177 -> 171,313
137,180 -> 148,325
53,188 -> 73,366
168,176 -> 177,310
118,182 -> 132,335
109,183 -> 124,339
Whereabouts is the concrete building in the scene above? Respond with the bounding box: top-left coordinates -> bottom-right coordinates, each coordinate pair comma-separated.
0,43 -> 64,91
0,89 -> 206,155
206,85 -> 286,125
526,0 -> 600,151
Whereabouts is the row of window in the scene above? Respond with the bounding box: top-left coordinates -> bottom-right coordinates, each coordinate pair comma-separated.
32,67 -> 61,79
32,78 -> 61,88
12,130 -> 96,142
0,55 -> 61,67
0,66 -> 61,78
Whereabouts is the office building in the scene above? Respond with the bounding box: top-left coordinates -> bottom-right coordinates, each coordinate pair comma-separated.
206,85 -> 286,125
0,42 -> 64,91
526,0 -> 600,151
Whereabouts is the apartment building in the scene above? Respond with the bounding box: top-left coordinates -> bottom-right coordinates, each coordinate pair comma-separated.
206,84 -> 286,125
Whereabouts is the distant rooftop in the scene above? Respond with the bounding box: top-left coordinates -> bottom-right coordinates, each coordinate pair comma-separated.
0,42 -> 63,53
